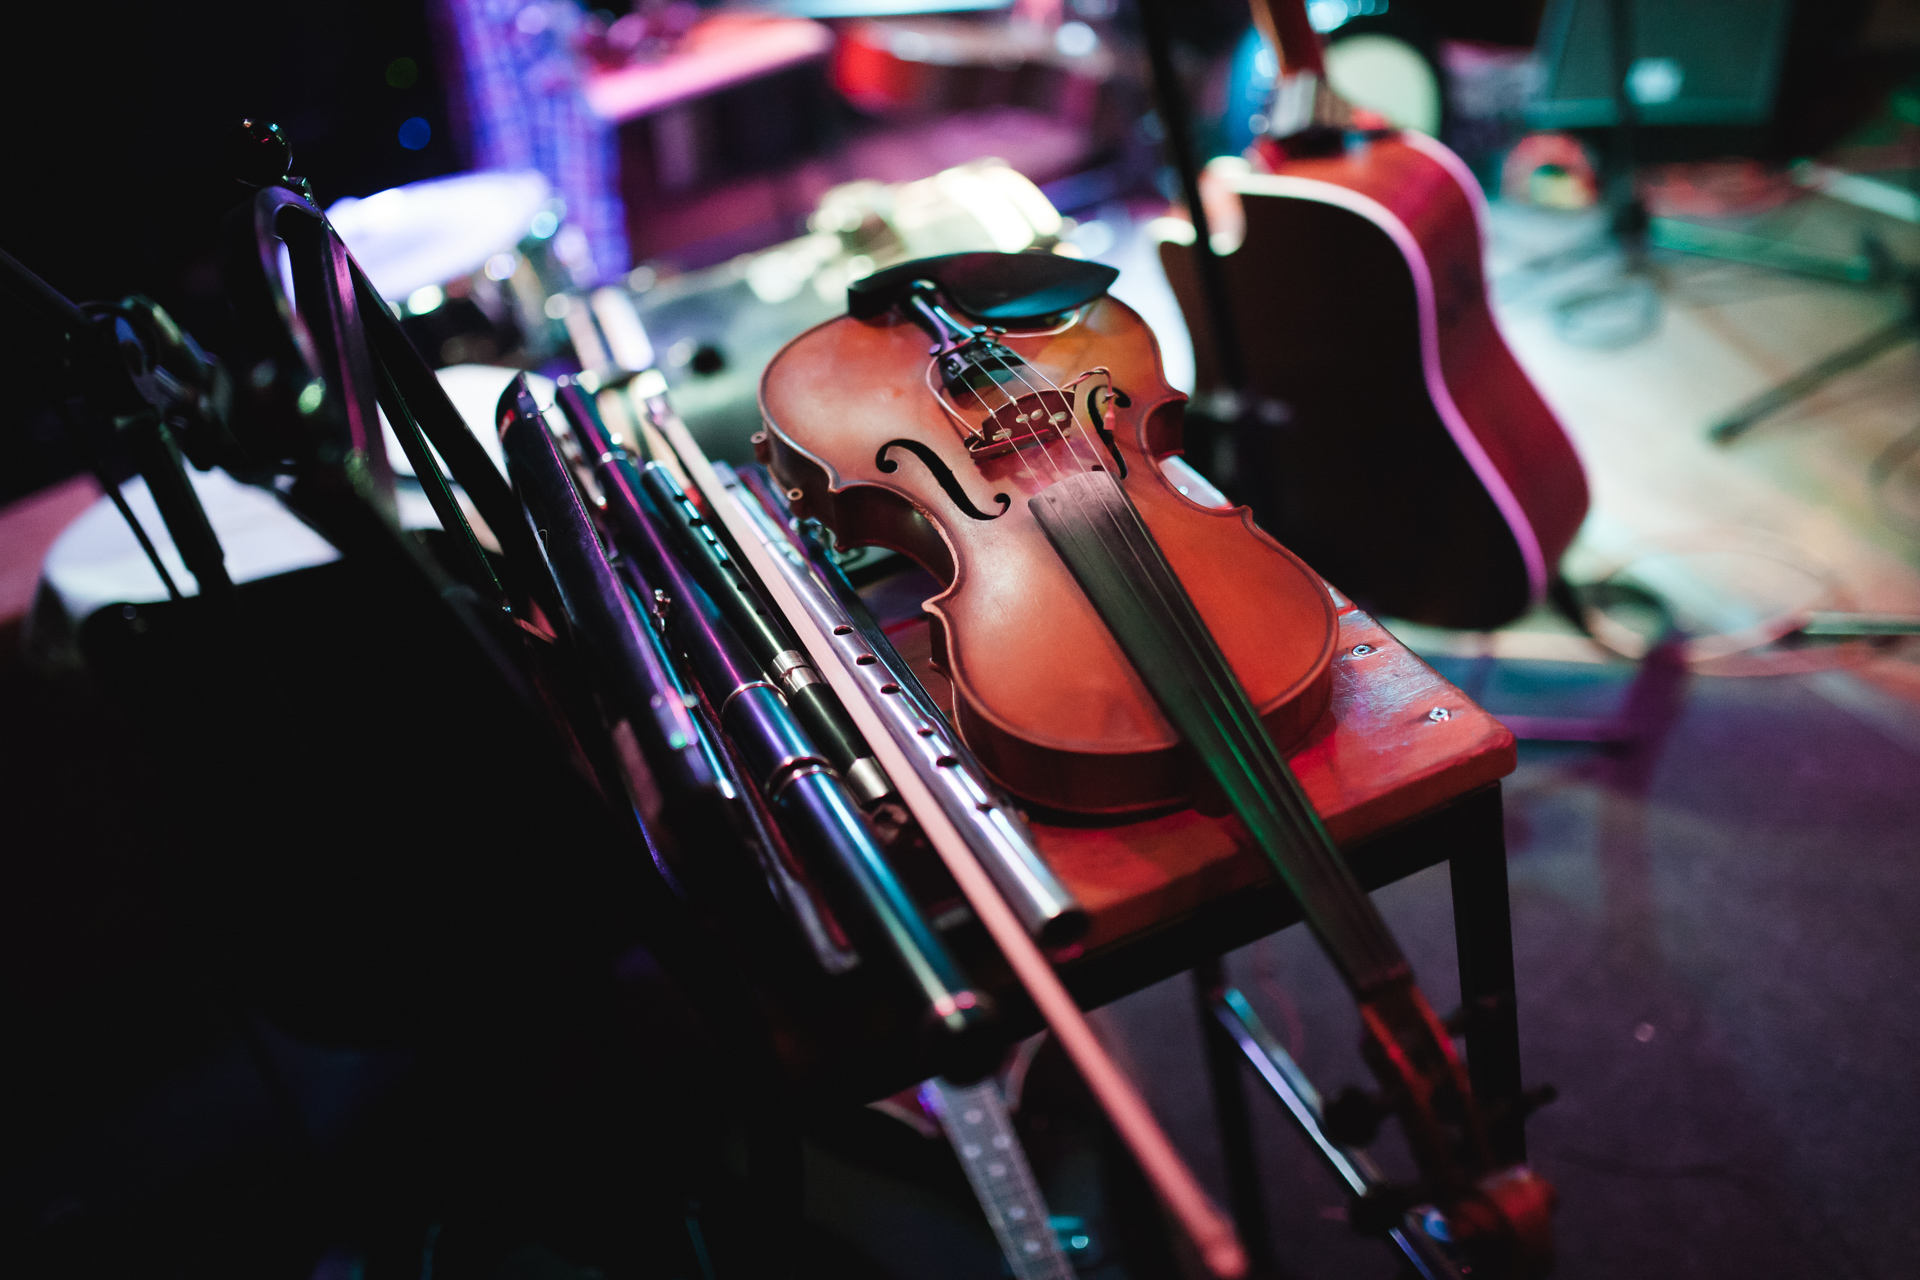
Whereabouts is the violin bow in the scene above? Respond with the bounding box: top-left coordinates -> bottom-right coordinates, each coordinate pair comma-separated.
649,406 -> 1251,1280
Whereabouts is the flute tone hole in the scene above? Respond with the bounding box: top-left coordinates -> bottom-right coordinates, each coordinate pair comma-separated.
880,683 -> 900,694
856,654 -> 877,665
833,625 -> 853,635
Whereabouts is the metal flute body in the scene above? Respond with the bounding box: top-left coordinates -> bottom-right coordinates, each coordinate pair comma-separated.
614,555 -> 863,975
555,386 -> 994,1061
636,461 -> 892,807
500,379 -> 859,974
717,462 -> 1088,950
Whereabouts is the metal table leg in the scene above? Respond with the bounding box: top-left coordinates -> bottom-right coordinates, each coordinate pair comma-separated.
1447,790 -> 1527,1164
1194,957 -> 1278,1275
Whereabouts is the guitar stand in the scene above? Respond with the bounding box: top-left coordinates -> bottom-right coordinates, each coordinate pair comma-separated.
1455,577 -> 1690,748
1540,0 -> 1664,352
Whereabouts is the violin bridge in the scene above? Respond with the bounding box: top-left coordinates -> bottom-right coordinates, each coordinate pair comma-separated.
966,389 -> 1076,457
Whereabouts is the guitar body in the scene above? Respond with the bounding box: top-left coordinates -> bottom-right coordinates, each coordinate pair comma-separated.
1158,132 -> 1588,629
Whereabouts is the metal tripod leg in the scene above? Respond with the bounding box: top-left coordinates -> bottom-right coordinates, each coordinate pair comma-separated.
1195,958 -> 1279,1275
1709,317 -> 1915,444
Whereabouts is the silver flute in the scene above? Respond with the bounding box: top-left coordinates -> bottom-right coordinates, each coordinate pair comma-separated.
712,459 -> 1089,950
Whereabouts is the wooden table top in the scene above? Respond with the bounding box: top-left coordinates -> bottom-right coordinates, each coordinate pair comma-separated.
883,585 -> 1517,955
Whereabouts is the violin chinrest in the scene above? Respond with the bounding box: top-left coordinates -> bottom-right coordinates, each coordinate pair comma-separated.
850,252 -> 1120,327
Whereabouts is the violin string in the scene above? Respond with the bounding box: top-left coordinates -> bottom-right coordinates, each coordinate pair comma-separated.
981,315 -> 1119,483
965,356 -> 1051,494
922,302 -> 1111,500
978,345 -> 1085,475
969,345 -> 1071,488
974,340 -> 1103,486
925,330 -> 1055,496
929,303 -> 1078,481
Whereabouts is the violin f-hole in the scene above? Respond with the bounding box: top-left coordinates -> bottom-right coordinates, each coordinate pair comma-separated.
877,438 -> 1010,521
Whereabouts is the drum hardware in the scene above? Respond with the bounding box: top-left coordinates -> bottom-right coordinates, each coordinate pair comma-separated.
325,170 -> 579,369
0,245 -> 302,767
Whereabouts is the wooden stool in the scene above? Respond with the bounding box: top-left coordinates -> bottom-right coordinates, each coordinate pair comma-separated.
885,580 -> 1526,1250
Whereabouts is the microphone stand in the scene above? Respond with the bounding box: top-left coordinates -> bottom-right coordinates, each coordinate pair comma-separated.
1543,0 -> 1663,349
1135,0 -> 1267,509
0,244 -> 301,754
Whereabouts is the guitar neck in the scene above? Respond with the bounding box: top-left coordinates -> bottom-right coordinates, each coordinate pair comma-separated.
1248,0 -> 1326,78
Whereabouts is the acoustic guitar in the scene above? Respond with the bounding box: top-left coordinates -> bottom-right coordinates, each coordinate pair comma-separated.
1156,0 -> 1588,630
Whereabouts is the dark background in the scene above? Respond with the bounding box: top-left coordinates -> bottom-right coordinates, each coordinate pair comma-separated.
0,0 -> 461,503
0,0 -> 1898,503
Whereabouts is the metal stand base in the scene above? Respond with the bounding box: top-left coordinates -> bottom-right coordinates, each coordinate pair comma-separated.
1197,965 -> 1463,1280
1709,314 -> 1916,445
1191,796 -> 1531,1278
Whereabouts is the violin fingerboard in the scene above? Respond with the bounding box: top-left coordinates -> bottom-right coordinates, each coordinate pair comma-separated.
1029,471 -> 1409,995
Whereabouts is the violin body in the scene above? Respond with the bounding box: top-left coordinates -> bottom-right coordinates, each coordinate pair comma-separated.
759,285 -> 1336,816
1157,132 -> 1589,629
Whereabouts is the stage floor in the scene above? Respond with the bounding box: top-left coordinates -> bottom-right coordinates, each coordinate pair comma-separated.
1064,186 -> 1920,1279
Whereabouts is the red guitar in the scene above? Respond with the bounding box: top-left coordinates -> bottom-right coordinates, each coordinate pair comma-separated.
1156,0 -> 1588,630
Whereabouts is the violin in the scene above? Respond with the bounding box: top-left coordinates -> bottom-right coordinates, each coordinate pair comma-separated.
758,252 -> 1336,817
758,251 -> 1555,1275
